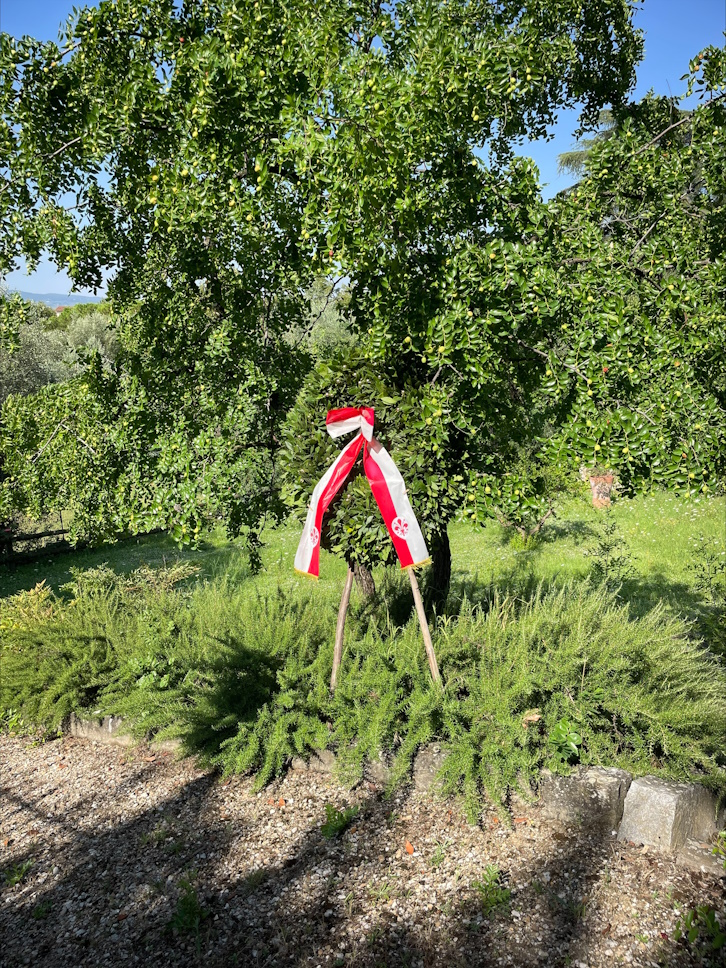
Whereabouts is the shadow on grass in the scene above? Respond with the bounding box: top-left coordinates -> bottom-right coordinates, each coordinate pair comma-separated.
2,742 -> 718,968
0,531 -> 250,599
539,518 -> 599,547
619,568 -> 712,618
446,561 -> 722,645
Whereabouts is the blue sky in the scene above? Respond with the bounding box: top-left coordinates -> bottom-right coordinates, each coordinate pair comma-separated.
2,0 -> 725,294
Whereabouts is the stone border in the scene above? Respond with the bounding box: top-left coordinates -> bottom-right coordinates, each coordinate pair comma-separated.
67,718 -> 725,876
68,712 -> 181,754
293,746 -> 726,876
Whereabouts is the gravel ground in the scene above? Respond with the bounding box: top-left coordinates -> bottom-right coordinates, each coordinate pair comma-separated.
1,735 -> 724,968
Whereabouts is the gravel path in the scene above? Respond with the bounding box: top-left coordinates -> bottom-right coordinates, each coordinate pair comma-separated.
1,735 -> 724,967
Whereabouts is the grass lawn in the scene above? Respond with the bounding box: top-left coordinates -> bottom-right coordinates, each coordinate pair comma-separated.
2,489 -> 723,626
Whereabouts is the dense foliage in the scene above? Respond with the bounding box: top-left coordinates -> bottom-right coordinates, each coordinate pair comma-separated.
0,0 -> 642,547
538,82 -> 726,497
1,1 -> 724,567
2,563 -> 724,818
281,353 -> 467,596
0,299 -> 116,404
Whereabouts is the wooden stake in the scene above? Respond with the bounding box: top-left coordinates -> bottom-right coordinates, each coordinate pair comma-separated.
407,567 -> 441,684
330,567 -> 354,692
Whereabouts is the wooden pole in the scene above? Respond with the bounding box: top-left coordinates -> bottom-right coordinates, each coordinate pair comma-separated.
407,567 -> 441,684
330,567 -> 355,692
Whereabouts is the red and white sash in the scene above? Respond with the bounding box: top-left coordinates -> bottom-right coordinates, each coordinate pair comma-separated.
294,407 -> 430,578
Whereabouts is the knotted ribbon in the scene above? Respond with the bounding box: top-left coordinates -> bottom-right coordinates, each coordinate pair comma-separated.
294,407 -> 430,578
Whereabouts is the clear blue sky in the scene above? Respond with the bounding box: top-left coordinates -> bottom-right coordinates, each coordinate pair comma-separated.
2,0 -> 725,295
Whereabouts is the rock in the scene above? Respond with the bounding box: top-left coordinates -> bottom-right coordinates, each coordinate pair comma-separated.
291,749 -> 336,774
69,713 -> 134,748
618,777 -> 720,851
538,767 -> 632,829
68,713 -> 179,753
413,745 -> 447,793
365,753 -> 391,786
153,737 -> 182,754
676,840 -> 726,877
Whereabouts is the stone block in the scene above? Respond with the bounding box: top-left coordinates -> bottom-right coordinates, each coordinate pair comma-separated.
413,745 -> 448,792
153,737 -> 182,755
676,840 -> 726,878
618,777 -> 719,851
365,753 -> 391,786
291,749 -> 336,774
69,712 -> 134,747
538,766 -> 632,829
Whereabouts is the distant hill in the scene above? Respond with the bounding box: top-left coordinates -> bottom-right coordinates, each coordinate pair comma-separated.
12,290 -> 105,308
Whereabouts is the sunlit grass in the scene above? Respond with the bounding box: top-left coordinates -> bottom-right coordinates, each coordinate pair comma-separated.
2,489 -> 724,628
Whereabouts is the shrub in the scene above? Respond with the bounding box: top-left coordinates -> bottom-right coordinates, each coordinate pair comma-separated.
2,564 -> 724,821
280,351 -> 468,606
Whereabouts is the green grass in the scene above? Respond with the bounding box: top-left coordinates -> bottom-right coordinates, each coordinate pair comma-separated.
321,803 -> 359,839
3,859 -> 33,887
0,528 -> 245,600
3,489 -> 723,613
450,492 -> 725,619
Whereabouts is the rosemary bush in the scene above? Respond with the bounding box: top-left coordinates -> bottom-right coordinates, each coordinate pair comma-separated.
2,564 -> 724,820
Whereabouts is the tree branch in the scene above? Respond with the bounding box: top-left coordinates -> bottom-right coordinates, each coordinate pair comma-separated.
44,136 -> 83,160
516,339 -> 657,426
517,338 -> 588,381
628,211 -> 667,261
30,421 -> 65,464
630,93 -> 724,158
60,420 -> 97,455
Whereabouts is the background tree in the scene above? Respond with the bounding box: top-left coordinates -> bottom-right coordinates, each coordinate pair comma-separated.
557,108 -> 618,178
0,298 -> 116,403
539,75 -> 726,498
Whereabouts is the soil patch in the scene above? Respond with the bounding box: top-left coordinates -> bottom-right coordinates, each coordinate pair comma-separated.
1,736 -> 724,967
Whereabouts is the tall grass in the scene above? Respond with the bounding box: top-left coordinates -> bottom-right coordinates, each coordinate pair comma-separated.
2,562 -> 724,819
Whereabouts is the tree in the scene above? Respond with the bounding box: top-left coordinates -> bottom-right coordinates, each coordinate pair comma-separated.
463,64 -> 726,528
557,108 -> 618,178
281,353 -> 467,610
0,296 -> 117,403
0,0 -> 643,552
0,318 -> 70,403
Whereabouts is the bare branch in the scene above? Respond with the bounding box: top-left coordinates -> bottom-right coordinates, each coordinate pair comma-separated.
628,211 -> 667,260
30,421 -> 65,464
517,338 -> 588,381
60,41 -> 83,59
60,420 -> 97,455
630,93 -> 724,158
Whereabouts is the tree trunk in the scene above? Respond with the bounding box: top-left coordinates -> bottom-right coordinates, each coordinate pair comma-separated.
424,527 -> 451,615
353,562 -> 376,599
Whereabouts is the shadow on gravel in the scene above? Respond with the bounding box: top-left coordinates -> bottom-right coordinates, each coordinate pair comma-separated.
1,762 -> 720,968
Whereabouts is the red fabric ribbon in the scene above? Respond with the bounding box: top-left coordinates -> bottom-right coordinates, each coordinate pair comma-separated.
294,407 -> 430,578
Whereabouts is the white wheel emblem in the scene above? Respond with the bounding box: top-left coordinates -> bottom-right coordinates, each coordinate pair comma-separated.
391,516 -> 409,539
309,526 -> 320,547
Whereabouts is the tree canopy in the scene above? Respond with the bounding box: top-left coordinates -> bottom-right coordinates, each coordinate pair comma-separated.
4,2 -> 724,571
0,0 -> 645,550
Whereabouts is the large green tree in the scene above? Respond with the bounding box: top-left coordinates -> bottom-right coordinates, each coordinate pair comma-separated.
0,0 -> 643,551
283,43 -> 726,579
538,79 -> 726,499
